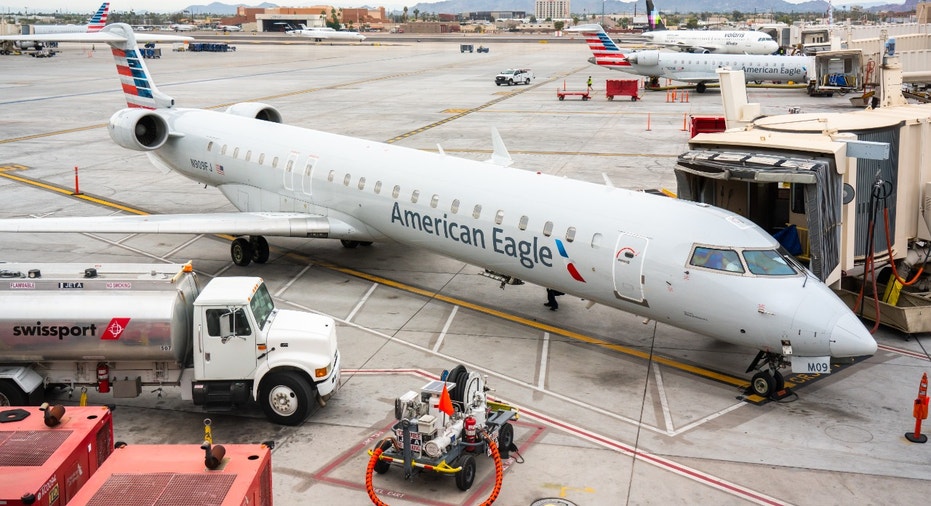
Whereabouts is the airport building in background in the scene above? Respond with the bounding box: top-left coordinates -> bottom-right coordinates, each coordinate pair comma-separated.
535,0 -> 571,20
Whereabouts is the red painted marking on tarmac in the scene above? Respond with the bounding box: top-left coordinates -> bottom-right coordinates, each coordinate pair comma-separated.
878,343 -> 930,361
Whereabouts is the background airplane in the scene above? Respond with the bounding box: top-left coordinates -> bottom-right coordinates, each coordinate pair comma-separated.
572,24 -> 809,93
2,2 -> 108,52
170,24 -> 197,32
634,0 -> 779,55
0,24 -> 875,397
218,25 -> 243,32
285,25 -> 366,42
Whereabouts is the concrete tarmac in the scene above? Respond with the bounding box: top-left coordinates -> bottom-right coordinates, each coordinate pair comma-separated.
1,38 -> 930,506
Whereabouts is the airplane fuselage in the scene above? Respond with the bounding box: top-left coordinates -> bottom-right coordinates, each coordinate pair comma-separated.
642,30 -> 779,55
146,107 -> 870,360
624,51 -> 811,84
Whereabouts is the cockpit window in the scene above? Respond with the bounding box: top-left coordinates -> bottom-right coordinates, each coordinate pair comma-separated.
743,250 -> 797,276
690,246 -> 744,273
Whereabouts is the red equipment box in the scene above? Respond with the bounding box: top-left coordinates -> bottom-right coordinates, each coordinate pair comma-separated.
67,443 -> 273,506
606,79 -> 640,101
689,116 -> 727,138
0,405 -> 114,506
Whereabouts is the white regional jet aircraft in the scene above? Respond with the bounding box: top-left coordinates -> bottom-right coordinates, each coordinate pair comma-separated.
285,25 -> 366,42
0,24 -> 875,398
572,24 -> 810,93
637,0 -> 779,55
4,2 -> 109,52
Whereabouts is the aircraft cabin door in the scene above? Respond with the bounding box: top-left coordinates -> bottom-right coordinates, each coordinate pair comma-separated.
613,232 -> 649,306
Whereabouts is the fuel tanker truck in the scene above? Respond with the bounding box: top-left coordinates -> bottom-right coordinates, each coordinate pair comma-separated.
0,262 -> 340,425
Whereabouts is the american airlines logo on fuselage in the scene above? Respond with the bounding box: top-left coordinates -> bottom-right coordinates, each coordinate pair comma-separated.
390,202 -> 554,269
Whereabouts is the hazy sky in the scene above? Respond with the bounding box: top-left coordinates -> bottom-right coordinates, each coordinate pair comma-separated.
0,1 -> 902,15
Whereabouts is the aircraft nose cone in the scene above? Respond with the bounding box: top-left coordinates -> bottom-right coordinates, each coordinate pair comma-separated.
830,313 -> 877,357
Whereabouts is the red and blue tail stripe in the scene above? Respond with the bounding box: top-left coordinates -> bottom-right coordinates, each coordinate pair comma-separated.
87,2 -> 110,33
112,47 -> 157,109
580,29 -> 630,68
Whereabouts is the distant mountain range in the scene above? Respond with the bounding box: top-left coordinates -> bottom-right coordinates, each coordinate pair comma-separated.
182,1 -> 917,15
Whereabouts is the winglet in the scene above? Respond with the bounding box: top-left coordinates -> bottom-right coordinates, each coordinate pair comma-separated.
104,24 -> 175,110
488,127 -> 513,167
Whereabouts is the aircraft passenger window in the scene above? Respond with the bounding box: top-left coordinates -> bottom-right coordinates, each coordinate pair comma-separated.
591,232 -> 603,247
473,205 -> 482,219
221,145 -> 228,155
690,246 -> 744,273
207,141 -> 213,152
374,181 -> 382,194
411,190 -> 420,203
566,227 -> 576,243
258,153 -> 265,165
431,195 -> 439,208
743,250 -> 797,276
543,221 -> 553,237
272,157 -> 279,168
245,150 -> 252,162
392,185 -> 400,198
343,174 -> 351,186
451,199 -> 460,214
518,215 -> 528,231
358,177 -> 366,190
327,170 -> 335,182
495,210 -> 504,225
286,160 -> 293,171
233,147 -> 240,159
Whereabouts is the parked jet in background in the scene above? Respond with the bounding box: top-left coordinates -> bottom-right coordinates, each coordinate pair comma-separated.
572,24 -> 809,93
170,23 -> 197,32
218,25 -> 243,32
285,25 -> 366,42
636,0 -> 779,55
30,2 -> 109,34
0,24 -> 875,398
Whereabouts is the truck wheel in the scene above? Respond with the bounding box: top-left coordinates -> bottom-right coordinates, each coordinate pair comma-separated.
231,238 -> 253,266
0,380 -> 26,406
508,79 -> 514,86
373,440 -> 392,474
454,454 -> 476,490
260,371 -> 314,425
498,422 -> 514,459
525,79 -> 530,85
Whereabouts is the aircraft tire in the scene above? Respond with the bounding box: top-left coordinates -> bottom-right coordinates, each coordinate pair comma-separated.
231,238 -> 253,266
750,371 -> 775,398
696,82 -> 707,94
251,236 -> 270,264
773,371 -> 785,392
340,240 -> 360,249
454,454 -> 476,490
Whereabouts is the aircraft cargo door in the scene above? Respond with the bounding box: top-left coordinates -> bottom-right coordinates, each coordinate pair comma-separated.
613,232 -> 649,306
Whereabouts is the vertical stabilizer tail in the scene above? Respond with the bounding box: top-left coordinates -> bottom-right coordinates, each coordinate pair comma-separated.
104,24 -> 175,110
575,25 -> 631,68
645,0 -> 666,31
87,2 -> 110,32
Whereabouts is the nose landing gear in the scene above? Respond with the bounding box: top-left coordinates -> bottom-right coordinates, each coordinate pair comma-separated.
746,351 -> 790,399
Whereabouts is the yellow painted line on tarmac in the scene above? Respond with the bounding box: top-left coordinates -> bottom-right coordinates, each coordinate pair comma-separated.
294,251 -> 749,390
0,123 -> 107,145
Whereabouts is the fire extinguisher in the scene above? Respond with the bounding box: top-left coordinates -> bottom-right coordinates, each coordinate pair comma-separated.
464,415 -> 477,451
97,362 -> 110,393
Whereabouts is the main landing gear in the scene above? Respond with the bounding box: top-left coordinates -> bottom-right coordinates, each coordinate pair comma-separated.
231,236 -> 270,267
745,351 -> 788,399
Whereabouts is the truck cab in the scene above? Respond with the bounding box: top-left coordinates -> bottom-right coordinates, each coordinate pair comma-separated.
495,68 -> 533,86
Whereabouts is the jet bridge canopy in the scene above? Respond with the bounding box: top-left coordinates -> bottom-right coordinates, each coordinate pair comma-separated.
676,149 -> 842,282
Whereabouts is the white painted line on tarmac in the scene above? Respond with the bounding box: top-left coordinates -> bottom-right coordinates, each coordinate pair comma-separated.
345,282 -> 378,323
275,264 -> 313,298
432,305 -> 458,352
654,364 -> 675,435
538,332 -> 550,390
162,234 -> 204,257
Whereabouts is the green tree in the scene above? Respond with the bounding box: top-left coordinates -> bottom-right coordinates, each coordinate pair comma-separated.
403,6 -> 408,22
554,20 -> 565,31
413,9 -> 419,21
686,17 -> 698,29
328,8 -> 341,30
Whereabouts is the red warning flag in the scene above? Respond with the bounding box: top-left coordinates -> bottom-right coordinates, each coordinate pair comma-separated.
438,382 -> 454,416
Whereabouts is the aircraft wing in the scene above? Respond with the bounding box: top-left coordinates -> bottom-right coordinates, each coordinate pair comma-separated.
0,32 -> 193,44
0,212 -> 334,237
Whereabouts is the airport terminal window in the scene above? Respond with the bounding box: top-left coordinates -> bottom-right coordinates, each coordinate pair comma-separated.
495,210 -> 504,225
327,170 -> 335,182
543,221 -> 553,237
233,147 -> 240,159
518,215 -> 528,231
343,174 -> 351,186
411,190 -> 420,203
392,185 -> 400,198
205,308 -> 252,337
565,227 -> 576,243
431,194 -> 439,208
690,246 -> 744,273
358,177 -> 366,190
743,250 -> 797,276
451,199 -> 460,214
472,204 -> 482,219
374,181 -> 382,194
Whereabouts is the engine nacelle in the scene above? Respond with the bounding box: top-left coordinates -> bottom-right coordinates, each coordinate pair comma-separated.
628,50 -> 659,66
225,102 -> 283,123
108,109 -> 169,151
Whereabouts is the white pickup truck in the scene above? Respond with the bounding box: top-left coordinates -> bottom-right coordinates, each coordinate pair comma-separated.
495,68 -> 533,86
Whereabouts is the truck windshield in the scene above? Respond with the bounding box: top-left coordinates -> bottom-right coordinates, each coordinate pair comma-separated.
250,284 -> 276,330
